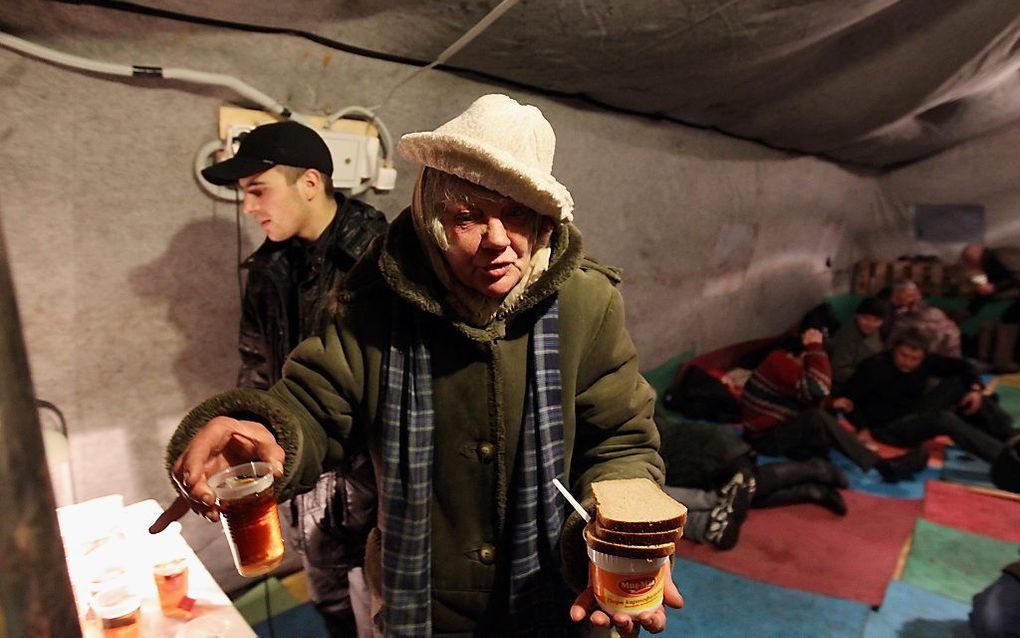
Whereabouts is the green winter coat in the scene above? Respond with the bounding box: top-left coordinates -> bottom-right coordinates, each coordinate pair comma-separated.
168,209 -> 664,635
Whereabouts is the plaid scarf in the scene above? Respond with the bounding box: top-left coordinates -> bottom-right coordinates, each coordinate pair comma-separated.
381,297 -> 567,637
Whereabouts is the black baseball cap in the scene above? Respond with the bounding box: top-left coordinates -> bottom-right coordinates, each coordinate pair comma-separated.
202,120 -> 334,186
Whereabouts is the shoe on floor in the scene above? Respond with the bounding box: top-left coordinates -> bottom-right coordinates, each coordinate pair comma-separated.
704,471 -> 752,551
876,448 -> 930,483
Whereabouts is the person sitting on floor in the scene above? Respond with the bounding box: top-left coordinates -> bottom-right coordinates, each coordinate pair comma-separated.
885,279 -> 962,357
836,328 -> 1018,464
829,296 -> 890,388
960,243 -> 1020,373
740,326 -> 929,484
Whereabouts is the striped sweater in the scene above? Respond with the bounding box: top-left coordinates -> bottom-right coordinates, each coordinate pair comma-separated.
740,343 -> 832,434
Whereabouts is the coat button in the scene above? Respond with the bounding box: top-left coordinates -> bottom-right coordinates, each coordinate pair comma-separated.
479,543 -> 496,565
477,442 -> 495,463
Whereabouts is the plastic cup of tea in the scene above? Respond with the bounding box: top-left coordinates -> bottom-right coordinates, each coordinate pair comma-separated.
90,584 -> 142,638
150,521 -> 190,614
586,545 -> 669,617
209,461 -> 285,577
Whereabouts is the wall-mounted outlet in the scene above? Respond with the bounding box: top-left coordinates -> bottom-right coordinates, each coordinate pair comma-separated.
216,106 -> 390,192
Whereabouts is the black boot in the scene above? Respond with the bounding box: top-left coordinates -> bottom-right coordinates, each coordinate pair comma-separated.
752,483 -> 848,516
753,458 -> 848,501
875,448 -> 930,483
704,470 -> 753,550
991,434 -> 1020,494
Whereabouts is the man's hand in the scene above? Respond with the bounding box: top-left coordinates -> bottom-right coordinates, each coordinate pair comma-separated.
149,416 -> 284,533
959,390 -> 983,415
802,329 -> 824,346
570,574 -> 683,636
831,397 -> 854,413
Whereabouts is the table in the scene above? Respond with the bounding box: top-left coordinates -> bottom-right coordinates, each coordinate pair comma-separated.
58,496 -> 255,638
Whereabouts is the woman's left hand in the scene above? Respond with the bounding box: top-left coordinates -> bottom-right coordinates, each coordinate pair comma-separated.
569,574 -> 684,636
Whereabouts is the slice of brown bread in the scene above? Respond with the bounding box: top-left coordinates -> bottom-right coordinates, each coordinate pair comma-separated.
584,524 -> 675,559
594,521 -> 683,546
592,477 -> 688,533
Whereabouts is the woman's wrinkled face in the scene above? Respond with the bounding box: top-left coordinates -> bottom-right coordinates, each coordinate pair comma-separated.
438,188 -> 540,298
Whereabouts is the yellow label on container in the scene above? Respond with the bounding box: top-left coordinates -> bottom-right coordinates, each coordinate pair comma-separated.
591,563 -> 667,613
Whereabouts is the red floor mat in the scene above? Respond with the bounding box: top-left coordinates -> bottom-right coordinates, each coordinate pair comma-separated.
677,489 -> 921,606
921,480 -> 1020,543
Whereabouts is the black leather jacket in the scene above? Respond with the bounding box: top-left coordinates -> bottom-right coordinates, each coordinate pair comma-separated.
238,194 -> 388,389
237,193 -> 387,605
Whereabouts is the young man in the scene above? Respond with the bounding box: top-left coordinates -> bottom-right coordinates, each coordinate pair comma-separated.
201,121 -> 388,637
838,329 -> 1018,463
829,296 -> 889,387
155,95 -> 680,636
741,327 -> 929,483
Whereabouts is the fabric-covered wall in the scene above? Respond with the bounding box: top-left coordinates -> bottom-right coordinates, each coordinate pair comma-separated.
0,2 -> 909,579
878,119 -> 1020,260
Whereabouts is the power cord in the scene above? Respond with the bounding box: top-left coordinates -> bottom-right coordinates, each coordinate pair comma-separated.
262,575 -> 276,638
235,188 -> 244,305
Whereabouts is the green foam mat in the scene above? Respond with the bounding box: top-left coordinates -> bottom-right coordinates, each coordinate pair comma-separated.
642,349 -> 695,404
901,519 -> 1019,603
232,576 -> 301,626
995,384 -> 1020,418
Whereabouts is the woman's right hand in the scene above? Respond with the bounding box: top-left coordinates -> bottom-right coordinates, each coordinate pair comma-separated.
149,416 -> 284,533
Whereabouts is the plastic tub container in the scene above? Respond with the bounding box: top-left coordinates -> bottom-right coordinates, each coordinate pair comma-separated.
587,546 -> 669,616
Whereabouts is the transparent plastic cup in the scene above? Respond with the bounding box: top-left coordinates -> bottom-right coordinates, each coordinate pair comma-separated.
90,584 -> 142,638
209,461 -> 284,577
150,521 -> 189,614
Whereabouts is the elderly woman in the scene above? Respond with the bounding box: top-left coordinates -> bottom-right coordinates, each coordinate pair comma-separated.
153,94 -> 679,636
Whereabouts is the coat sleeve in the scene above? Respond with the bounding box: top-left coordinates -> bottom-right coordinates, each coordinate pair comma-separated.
559,281 -> 664,591
166,324 -> 362,503
798,343 -> 833,402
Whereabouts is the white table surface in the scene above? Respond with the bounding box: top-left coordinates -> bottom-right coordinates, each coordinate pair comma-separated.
60,497 -> 256,638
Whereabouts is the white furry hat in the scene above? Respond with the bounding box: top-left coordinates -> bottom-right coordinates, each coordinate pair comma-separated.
397,94 -> 574,222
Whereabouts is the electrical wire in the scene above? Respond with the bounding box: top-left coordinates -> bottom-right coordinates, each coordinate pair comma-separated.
0,29 -> 399,196
367,0 -> 521,112
0,30 -> 293,118
235,190 -> 244,306
263,576 -> 275,638
52,0 -> 430,69
45,0 -> 879,169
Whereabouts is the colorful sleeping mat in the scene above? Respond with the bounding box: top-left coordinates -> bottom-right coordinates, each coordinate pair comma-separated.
642,357 -> 1020,637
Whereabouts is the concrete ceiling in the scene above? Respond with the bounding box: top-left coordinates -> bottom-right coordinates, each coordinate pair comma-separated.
15,0 -> 1020,170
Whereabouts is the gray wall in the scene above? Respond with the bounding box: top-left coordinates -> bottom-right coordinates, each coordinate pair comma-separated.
0,1 -> 956,587
879,119 -> 1020,259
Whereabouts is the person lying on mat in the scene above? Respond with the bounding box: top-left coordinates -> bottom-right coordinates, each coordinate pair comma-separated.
150,94 -> 681,637
836,328 -> 1018,464
741,324 -> 929,483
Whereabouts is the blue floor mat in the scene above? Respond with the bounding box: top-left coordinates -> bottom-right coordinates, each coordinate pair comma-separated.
663,559 -> 870,637
863,580 -> 971,638
830,450 -> 939,499
941,446 -> 995,489
756,451 -> 937,500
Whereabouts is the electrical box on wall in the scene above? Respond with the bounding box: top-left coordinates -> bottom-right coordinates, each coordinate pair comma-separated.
216,106 -> 394,192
